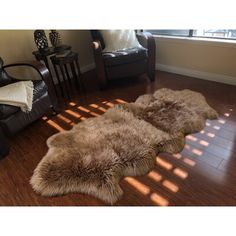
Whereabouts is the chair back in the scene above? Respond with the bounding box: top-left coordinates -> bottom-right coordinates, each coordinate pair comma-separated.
0,58 -> 13,87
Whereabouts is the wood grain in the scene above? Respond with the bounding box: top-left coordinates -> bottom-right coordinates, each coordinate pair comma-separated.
0,70 -> 236,206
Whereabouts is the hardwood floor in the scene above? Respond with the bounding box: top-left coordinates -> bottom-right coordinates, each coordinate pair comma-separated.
0,70 -> 236,206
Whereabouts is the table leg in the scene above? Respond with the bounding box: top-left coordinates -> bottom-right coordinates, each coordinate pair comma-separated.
64,64 -> 72,86
59,64 -> 71,99
75,58 -> 86,94
53,63 -> 64,98
69,62 -> 78,88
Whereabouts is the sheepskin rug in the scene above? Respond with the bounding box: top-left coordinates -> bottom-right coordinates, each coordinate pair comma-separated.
30,88 -> 218,204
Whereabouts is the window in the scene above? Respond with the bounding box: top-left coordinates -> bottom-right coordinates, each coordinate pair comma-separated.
146,29 -> 236,40
193,29 -> 236,39
147,30 -> 190,37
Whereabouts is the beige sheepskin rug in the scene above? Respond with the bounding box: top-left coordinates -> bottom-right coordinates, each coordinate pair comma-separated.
30,88 -> 218,204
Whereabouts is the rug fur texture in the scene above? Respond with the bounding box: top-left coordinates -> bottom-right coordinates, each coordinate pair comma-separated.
30,88 -> 218,204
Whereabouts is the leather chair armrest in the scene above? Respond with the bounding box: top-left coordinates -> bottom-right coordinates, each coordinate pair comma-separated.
91,40 -> 107,89
3,61 -> 60,113
92,40 -> 103,54
136,31 -> 155,49
136,32 -> 156,81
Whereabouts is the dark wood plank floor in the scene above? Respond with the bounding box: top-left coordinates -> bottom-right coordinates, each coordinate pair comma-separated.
1,70 -> 236,206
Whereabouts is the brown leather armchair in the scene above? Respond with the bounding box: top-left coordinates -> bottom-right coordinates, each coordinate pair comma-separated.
0,57 -> 59,139
91,30 -> 156,89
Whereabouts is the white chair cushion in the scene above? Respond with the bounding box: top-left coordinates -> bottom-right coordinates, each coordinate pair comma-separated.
101,30 -> 142,52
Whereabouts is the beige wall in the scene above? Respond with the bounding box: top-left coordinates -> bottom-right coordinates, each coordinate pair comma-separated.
1,30 -> 236,84
60,30 -> 94,68
155,37 -> 236,79
0,30 -> 94,80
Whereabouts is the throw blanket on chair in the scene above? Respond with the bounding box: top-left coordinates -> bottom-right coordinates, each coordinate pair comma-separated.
0,81 -> 34,112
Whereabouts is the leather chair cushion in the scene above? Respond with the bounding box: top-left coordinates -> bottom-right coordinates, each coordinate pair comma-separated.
0,104 -> 19,120
33,80 -> 48,101
102,47 -> 148,66
0,80 -> 48,119
106,59 -> 147,79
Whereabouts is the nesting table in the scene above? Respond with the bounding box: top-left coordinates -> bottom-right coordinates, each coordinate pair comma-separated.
50,51 -> 85,98
33,46 -> 85,99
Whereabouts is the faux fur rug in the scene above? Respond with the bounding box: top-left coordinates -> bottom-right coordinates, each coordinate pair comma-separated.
30,88 -> 218,204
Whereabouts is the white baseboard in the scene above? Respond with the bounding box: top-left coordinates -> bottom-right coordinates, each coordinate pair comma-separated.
156,63 -> 236,86
79,62 -> 236,86
80,63 -> 96,73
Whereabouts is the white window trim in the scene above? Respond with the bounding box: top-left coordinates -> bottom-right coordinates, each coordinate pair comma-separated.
153,35 -> 236,48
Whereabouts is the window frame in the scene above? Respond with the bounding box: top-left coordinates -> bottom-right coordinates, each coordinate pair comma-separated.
146,29 -> 236,41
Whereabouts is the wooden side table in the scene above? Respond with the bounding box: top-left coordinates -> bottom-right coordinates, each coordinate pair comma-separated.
0,127 -> 9,159
50,51 -> 86,98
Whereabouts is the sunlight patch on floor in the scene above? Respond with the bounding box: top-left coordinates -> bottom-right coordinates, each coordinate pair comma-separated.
207,132 -> 215,138
46,119 -> 64,131
186,135 -> 198,142
124,177 -> 150,195
65,109 -> 82,119
89,103 -> 99,108
183,158 -> 196,167
57,114 -> 75,125
199,140 -> 209,147
115,98 -> 127,104
173,168 -> 188,179
172,153 -> 182,159
184,144 -> 190,150
156,157 -> 173,170
213,125 -> 220,130
89,103 -> 107,112
148,170 -> 162,182
69,102 -> 77,106
162,180 -> 179,193
105,102 -> 114,107
218,119 -> 226,124
150,193 -> 169,206
77,106 -> 100,117
42,116 -> 48,121
192,148 -> 203,156
77,106 -> 90,113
